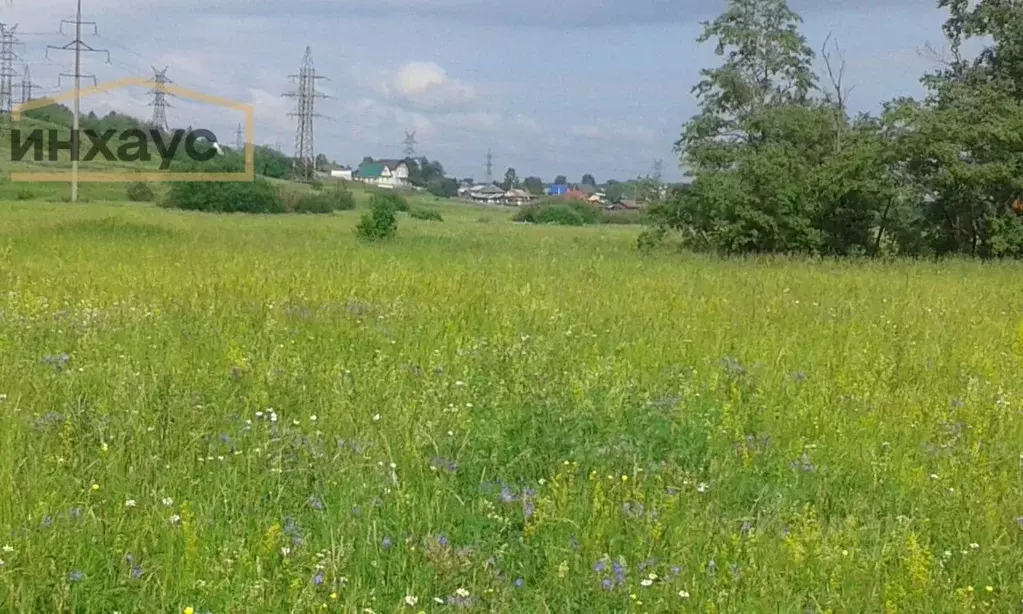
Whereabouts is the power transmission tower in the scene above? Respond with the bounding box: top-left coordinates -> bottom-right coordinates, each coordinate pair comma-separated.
147,65 -> 172,132
403,130 -> 417,158
484,148 -> 493,183
0,23 -> 24,116
235,123 -> 243,151
19,65 -> 38,104
46,0 -> 110,203
283,46 -> 329,182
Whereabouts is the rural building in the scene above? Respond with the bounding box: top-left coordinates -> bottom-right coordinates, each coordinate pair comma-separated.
354,159 -> 410,189
330,168 -> 353,180
503,188 -> 536,206
547,184 -> 569,196
467,184 -> 506,204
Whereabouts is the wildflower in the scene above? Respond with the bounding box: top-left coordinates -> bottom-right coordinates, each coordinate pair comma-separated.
124,499 -> 137,508
68,570 -> 84,583
91,483 -> 100,492
169,514 -> 182,525
679,590 -> 690,598
594,560 -> 606,573
313,570 -> 324,585
280,546 -> 291,557
404,595 -> 418,607
454,588 -> 469,598
308,496 -> 325,510
330,593 -> 338,600
184,608 -> 195,614
0,558 -> 4,567
600,578 -> 613,590
1,545 -> 12,553
130,564 -> 143,580
970,543 -> 980,550
309,415 -> 317,422
523,500 -> 535,519
640,579 -> 653,587
986,586 -> 994,592
372,414 -> 381,422
162,497 -> 174,507
381,537 -> 393,550
514,577 -> 524,588
696,482 -> 708,493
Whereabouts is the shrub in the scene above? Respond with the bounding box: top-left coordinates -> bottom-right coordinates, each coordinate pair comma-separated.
15,188 -> 36,201
125,181 -> 155,202
164,178 -> 285,214
513,199 -> 602,226
409,208 -> 443,222
292,185 -> 356,214
356,196 -> 398,241
369,191 -> 408,213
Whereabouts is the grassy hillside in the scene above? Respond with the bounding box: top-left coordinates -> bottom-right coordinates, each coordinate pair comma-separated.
0,201 -> 1021,612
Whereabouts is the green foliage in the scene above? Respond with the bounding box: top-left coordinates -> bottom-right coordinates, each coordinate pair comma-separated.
409,208 -> 444,222
254,145 -> 293,179
426,177 -> 458,198
369,191 -> 409,213
291,184 -> 357,214
163,178 -> 284,214
649,0 -> 1023,259
125,181 -> 155,203
502,167 -> 519,191
514,199 -> 603,226
581,173 -> 596,186
356,194 -> 399,240
523,176 -> 545,195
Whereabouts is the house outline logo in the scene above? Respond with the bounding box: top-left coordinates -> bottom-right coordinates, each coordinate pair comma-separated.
10,76 -> 255,183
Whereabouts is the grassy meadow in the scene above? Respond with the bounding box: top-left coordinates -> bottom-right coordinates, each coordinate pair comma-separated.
1,200 -> 1022,613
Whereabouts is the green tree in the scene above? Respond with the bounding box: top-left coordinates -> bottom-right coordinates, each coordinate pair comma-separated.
315,153 -> 330,171
502,168 -> 520,190
581,173 -> 596,186
553,175 -> 567,185
523,176 -> 545,195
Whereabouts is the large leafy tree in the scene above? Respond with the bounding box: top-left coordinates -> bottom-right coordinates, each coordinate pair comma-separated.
650,0 -> 900,255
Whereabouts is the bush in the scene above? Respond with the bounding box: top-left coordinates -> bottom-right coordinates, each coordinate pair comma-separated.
369,191 -> 408,212
163,178 -> 285,214
409,208 -> 443,222
356,196 -> 398,241
513,199 -> 602,226
15,188 -> 36,201
125,181 -> 155,202
292,184 -> 356,214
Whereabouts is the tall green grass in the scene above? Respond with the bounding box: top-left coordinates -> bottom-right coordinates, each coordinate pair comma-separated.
0,201 -> 1021,612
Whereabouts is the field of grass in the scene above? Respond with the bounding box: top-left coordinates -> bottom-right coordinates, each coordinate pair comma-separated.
1,201 -> 1022,613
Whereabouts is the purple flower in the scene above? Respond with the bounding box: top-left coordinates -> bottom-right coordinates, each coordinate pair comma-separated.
308,496 -> 325,510
670,566 -> 682,576
514,577 -> 524,588
68,570 -> 84,583
523,500 -> 535,519
594,560 -> 606,573
381,536 -> 393,550
130,565 -> 143,580
312,570 -> 324,586
438,534 -> 449,547
600,578 -> 613,591
499,486 -> 516,503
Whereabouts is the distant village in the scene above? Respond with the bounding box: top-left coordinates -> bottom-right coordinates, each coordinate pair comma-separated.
327,158 -> 649,211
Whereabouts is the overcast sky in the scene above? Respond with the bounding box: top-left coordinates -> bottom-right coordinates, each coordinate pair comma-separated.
6,0 -> 961,182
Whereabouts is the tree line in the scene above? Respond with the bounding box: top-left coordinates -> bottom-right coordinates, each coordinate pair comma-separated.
644,0 -> 1023,258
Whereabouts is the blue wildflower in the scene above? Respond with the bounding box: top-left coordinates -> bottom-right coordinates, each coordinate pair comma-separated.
514,577 -> 524,588
313,570 -> 324,586
381,536 -> 393,550
68,570 -> 84,583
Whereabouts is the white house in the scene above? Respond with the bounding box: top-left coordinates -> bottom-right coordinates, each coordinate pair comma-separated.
354,159 -> 410,189
330,168 -> 353,180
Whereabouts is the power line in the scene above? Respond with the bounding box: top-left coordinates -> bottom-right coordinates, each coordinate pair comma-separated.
0,23 -> 22,115
283,46 -> 329,182
46,0 -> 111,203
19,64 -> 38,104
147,65 -> 172,132
403,130 -> 417,158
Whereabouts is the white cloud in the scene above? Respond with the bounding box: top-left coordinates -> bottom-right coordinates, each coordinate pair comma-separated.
569,120 -> 657,144
380,61 -> 477,110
